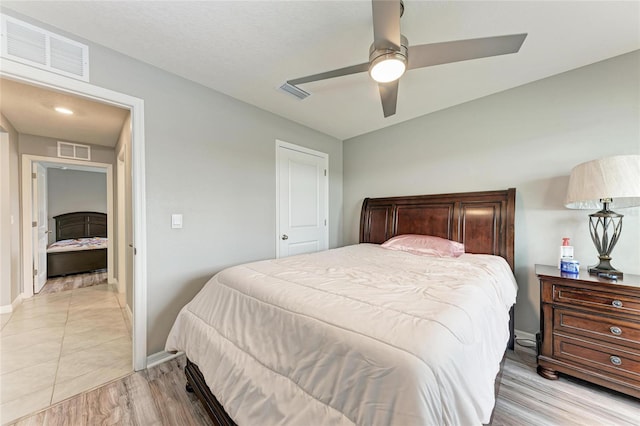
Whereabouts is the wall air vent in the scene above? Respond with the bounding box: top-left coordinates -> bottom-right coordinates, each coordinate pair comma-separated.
58,141 -> 91,161
0,14 -> 89,81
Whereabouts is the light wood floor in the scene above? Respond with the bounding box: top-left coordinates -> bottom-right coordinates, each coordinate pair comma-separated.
10,347 -> 639,425
490,348 -> 639,425
10,356 -> 212,426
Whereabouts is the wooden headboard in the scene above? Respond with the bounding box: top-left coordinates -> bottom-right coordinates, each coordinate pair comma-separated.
360,188 -> 515,271
359,188 -> 516,349
54,211 -> 107,241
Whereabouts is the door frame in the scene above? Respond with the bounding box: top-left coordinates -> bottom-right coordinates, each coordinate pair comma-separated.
1,59 -> 148,371
22,156 -> 113,295
275,139 -> 329,258
116,145 -> 127,294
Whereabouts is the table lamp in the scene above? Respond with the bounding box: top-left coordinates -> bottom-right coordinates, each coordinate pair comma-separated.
565,155 -> 640,278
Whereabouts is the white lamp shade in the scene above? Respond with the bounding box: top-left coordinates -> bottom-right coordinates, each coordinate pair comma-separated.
565,155 -> 640,209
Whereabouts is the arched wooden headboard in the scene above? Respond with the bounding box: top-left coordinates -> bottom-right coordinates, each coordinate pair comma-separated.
359,188 -> 516,271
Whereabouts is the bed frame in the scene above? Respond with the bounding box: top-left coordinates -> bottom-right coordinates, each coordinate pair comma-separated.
185,188 -> 517,425
47,211 -> 108,278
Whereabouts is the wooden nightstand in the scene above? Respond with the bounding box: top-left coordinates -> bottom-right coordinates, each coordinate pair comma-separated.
536,264 -> 640,398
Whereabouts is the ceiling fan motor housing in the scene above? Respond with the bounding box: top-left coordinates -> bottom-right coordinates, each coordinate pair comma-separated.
369,34 -> 408,63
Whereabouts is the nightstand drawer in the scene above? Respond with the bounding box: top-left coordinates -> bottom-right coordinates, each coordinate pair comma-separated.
554,334 -> 640,381
554,308 -> 640,348
553,285 -> 640,316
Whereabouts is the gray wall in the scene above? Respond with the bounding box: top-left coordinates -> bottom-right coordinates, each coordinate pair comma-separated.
3,10 -> 344,355
47,168 -> 108,243
344,51 -> 640,335
0,113 -> 21,309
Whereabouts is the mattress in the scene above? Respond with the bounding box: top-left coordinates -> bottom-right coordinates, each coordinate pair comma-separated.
47,237 -> 107,253
166,244 -> 518,425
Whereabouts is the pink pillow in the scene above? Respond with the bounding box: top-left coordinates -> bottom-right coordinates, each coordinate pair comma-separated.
380,234 -> 465,258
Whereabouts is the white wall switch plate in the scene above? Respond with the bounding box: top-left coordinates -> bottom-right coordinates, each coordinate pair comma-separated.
171,214 -> 183,229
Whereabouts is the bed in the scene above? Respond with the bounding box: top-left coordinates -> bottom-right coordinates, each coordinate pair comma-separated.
46,211 -> 108,278
166,189 -> 517,425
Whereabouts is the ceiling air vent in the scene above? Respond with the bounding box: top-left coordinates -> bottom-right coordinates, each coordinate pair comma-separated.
279,82 -> 310,100
58,141 -> 91,161
0,14 -> 89,81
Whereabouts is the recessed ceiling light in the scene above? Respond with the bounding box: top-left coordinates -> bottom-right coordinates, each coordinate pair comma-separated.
54,107 -> 74,115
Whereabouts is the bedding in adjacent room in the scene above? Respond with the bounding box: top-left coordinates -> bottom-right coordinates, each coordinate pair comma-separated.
47,237 -> 108,253
166,243 -> 518,425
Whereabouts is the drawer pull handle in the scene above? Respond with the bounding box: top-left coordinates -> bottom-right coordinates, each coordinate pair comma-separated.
610,326 -> 622,336
612,300 -> 623,308
610,356 -> 622,366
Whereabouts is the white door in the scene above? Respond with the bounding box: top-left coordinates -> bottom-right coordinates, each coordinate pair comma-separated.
277,142 -> 328,258
33,163 -> 48,292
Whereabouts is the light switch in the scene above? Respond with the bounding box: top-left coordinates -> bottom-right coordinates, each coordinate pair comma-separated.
171,214 -> 183,229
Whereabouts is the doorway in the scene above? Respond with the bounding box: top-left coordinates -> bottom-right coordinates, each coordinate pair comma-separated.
27,159 -> 111,295
276,140 -> 329,258
22,156 -> 114,296
1,60 -> 147,370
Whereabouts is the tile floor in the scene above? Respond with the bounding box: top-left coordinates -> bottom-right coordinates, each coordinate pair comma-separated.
0,283 -> 132,424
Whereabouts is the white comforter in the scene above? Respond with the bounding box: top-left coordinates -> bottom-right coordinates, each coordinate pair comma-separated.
166,244 -> 518,426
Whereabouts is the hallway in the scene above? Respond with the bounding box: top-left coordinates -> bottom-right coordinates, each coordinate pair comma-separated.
0,280 -> 132,424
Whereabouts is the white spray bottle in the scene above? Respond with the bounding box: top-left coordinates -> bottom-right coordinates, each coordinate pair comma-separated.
559,237 -> 574,268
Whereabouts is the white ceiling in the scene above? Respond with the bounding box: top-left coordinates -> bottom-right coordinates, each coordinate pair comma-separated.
0,78 -> 129,147
2,1 -> 639,140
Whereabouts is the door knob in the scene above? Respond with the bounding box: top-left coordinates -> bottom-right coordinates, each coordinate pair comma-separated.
281,234 -> 288,240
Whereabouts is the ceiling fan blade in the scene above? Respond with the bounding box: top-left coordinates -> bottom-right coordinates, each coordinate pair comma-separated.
378,80 -> 399,117
407,33 -> 527,70
372,0 -> 401,50
287,62 -> 369,86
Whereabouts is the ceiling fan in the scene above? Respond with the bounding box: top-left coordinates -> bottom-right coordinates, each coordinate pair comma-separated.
281,0 -> 527,118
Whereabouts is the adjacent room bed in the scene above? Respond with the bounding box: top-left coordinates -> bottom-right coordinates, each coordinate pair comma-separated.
47,211 -> 108,278
166,189 -> 517,426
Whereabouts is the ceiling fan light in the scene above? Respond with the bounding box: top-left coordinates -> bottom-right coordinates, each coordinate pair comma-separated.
368,37 -> 408,84
369,56 -> 406,83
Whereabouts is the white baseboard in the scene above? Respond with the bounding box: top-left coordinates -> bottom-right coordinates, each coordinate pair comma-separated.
0,294 -> 23,314
146,350 -> 183,369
